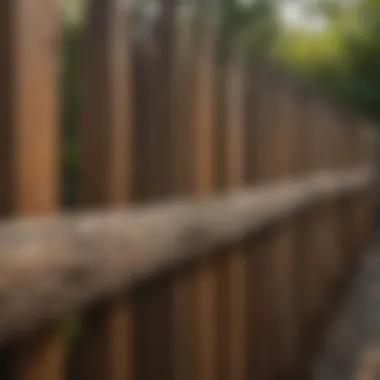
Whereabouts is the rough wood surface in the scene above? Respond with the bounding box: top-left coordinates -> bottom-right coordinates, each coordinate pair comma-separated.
0,168 -> 373,345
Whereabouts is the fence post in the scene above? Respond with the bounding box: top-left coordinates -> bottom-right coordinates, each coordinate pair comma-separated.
245,65 -> 276,380
78,0 -> 133,379
355,122 -> 375,249
294,89 -> 325,375
192,26 -> 218,380
220,54 -> 247,380
0,0 -> 63,379
271,73 -> 299,378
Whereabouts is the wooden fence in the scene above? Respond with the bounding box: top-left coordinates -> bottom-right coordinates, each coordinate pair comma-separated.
0,0 -> 376,379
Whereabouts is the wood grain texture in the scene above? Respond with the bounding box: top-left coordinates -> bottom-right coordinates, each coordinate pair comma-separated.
0,0 -> 63,379
0,170 -> 370,349
191,25 -> 218,380
271,77 -> 299,378
78,1 -> 133,379
222,56 -> 247,380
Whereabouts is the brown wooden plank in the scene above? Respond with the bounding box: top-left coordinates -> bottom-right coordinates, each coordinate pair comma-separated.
0,0 -> 59,215
246,67 -> 276,380
172,269 -> 197,380
349,120 -> 366,256
312,104 -> 340,306
309,101 -> 332,316
80,0 -> 132,206
353,122 -> 375,251
253,69 -> 276,184
196,259 -> 218,380
170,18 -> 219,380
0,0 -> 63,379
291,84 -> 312,376
78,0 -> 133,379
335,112 -> 353,272
131,2 -> 184,379
132,277 -> 175,380
254,68 -> 298,379
192,27 -> 218,380
133,0 -> 176,201
170,9 -> 215,380
300,97 -> 343,369
271,76 -> 298,378
246,235 -> 276,380
295,91 -> 325,374
221,56 -> 247,380
326,113 -> 345,287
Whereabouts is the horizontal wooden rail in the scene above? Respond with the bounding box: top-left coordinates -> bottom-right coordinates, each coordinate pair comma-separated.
0,168 -> 373,346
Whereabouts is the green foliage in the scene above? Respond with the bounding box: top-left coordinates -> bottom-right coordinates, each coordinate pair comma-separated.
218,0 -> 280,60
278,0 -> 380,125
59,0 -> 380,208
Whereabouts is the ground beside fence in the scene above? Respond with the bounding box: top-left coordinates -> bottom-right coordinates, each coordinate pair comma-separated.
313,234 -> 380,380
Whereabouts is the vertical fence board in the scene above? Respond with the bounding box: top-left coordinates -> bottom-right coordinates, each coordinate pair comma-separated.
246,68 -> 276,380
314,104 -> 339,308
170,7 -> 198,380
354,122 -> 375,250
78,1 -> 133,379
292,83 -> 311,375
131,1 -> 180,379
0,0 -> 63,379
272,76 -> 298,378
295,90 -> 322,375
132,277 -> 174,380
163,17 -> 219,380
221,56 -> 247,380
308,99 -> 330,322
192,28 -> 218,380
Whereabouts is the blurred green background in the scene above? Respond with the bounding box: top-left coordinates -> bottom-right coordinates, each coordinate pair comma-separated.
61,0 -> 380,205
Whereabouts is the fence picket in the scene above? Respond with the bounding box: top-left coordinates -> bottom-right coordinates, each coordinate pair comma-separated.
223,56 -> 247,380
78,0 -> 133,379
0,0 -> 63,379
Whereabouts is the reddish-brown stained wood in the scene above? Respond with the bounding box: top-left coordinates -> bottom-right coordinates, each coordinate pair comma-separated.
132,277 -> 175,380
245,68 -> 276,380
172,270 -> 197,380
295,92 -> 324,373
0,0 -> 63,379
131,1 -> 181,379
133,0 -> 176,201
78,0 -> 133,379
80,0 -> 132,206
313,105 -> 340,302
219,57 -> 247,380
325,113 -> 345,287
192,27 -> 218,380
164,18 -> 219,380
225,60 -> 247,380
247,236 -> 276,380
253,70 -> 276,184
0,0 -> 59,215
308,100 -> 330,317
191,30 -> 216,196
12,328 -> 63,380
196,259 -> 218,380
271,78 -> 298,377
353,123 -> 375,252
224,58 -> 245,188
166,8 -> 198,380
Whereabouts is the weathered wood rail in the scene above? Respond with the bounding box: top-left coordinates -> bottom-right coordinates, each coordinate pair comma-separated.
0,0 -> 376,379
